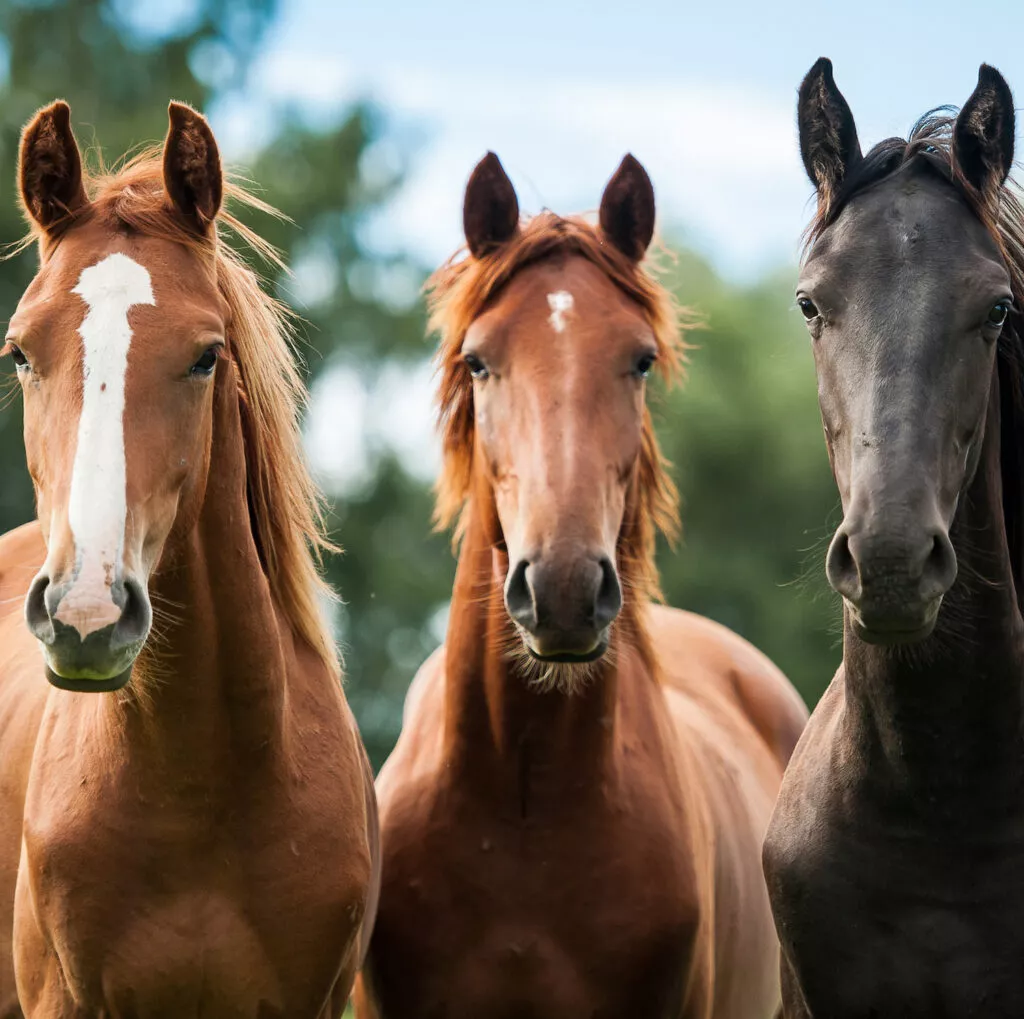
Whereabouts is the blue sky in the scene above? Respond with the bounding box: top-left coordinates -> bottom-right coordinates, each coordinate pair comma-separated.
221,0 -> 1024,280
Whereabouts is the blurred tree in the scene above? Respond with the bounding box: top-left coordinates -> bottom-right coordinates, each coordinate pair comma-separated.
654,249 -> 841,707
241,114 -> 454,765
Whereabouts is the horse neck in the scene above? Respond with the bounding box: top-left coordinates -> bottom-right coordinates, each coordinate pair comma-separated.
843,365 -> 1024,797
123,356 -> 295,754
441,477 -> 631,800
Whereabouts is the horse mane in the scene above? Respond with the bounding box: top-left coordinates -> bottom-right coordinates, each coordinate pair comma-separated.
426,211 -> 687,606
21,149 -> 340,679
806,111 -> 1024,606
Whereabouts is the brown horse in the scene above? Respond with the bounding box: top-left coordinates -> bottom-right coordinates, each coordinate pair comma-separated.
764,61 -> 1024,1016
353,153 -> 807,1019
0,102 -> 379,1017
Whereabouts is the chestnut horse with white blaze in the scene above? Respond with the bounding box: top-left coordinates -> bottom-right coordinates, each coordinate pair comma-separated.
0,102 -> 379,1017
353,154 -> 807,1018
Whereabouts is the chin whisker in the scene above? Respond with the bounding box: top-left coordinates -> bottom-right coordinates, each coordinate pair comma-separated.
495,614 -> 615,695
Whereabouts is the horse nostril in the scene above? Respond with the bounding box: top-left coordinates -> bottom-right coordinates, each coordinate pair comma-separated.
504,559 -> 537,632
112,576 -> 152,651
921,530 -> 957,598
594,557 -> 622,630
825,529 -> 861,600
25,573 -> 55,645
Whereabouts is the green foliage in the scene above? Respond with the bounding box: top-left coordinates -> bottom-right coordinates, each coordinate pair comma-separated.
654,250 -> 841,706
328,456 -> 454,766
238,112 -> 448,765
0,0 -> 841,775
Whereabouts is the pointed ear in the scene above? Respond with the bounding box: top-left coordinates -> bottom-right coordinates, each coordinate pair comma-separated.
953,64 -> 1015,202
797,58 -> 862,206
163,102 -> 222,231
599,154 -> 655,261
463,152 -> 519,258
19,100 -> 87,231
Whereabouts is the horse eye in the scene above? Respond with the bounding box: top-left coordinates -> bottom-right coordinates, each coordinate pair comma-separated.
190,346 -> 220,377
797,297 -> 819,320
7,344 -> 28,369
634,352 -> 657,378
463,352 -> 489,380
988,301 -> 1011,327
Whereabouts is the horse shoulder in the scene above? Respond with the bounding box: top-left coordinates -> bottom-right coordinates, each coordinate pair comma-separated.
640,607 -> 793,1018
0,519 -> 49,751
764,669 -> 846,876
644,602 -> 809,769
0,521 -> 45,615
0,521 -> 48,1015
375,645 -> 446,809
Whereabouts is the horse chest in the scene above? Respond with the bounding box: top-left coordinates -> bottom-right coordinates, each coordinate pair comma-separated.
15,763 -> 370,1018
367,778 -> 699,1019
768,806 -> 1024,1017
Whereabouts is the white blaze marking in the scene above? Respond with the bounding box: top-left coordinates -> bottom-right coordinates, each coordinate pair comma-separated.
55,253 -> 155,638
547,291 -> 574,333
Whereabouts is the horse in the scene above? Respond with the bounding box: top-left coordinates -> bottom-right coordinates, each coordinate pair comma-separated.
352,152 -> 807,1019
763,60 -> 1024,1016
0,101 -> 379,1017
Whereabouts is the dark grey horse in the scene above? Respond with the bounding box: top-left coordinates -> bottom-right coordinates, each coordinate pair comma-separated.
764,59 -> 1024,1017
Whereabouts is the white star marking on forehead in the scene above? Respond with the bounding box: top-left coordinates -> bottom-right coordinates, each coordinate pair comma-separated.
547,291 -> 574,333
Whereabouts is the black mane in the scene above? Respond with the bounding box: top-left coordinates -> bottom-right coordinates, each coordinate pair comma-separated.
810,110 -> 975,239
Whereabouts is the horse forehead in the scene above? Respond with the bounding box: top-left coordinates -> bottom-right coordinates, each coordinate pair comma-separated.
499,258 -> 638,333
14,234 -> 219,335
821,176 -> 992,275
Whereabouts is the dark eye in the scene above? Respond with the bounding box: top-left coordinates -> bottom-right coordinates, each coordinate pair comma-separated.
7,344 -> 28,369
633,352 -> 657,378
797,297 -> 819,320
190,346 -> 220,377
463,352 -> 489,380
988,300 -> 1012,327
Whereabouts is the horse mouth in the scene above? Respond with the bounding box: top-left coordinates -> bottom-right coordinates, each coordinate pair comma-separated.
847,601 -> 941,646
522,631 -> 610,663
35,618 -> 145,693
44,664 -> 134,693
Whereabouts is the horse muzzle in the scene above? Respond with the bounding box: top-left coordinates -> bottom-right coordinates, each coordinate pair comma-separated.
25,571 -> 151,691
504,553 -> 622,661
826,521 -> 957,646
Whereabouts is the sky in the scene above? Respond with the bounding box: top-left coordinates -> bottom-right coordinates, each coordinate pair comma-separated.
222,0 -> 1024,280
204,0 -> 1024,487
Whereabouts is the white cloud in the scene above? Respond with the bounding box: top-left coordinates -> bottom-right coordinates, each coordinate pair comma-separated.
366,359 -> 441,484
304,365 -> 371,493
371,72 -> 808,275
305,358 -> 441,496
231,51 -> 810,278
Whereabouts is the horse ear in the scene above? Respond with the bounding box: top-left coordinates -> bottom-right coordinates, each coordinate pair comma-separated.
953,64 -> 1015,202
463,152 -> 519,258
19,100 -> 87,232
163,102 -> 223,231
599,154 -> 655,261
797,58 -> 862,206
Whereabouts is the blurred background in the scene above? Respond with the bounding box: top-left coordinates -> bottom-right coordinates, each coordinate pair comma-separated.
0,0 -> 1019,767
